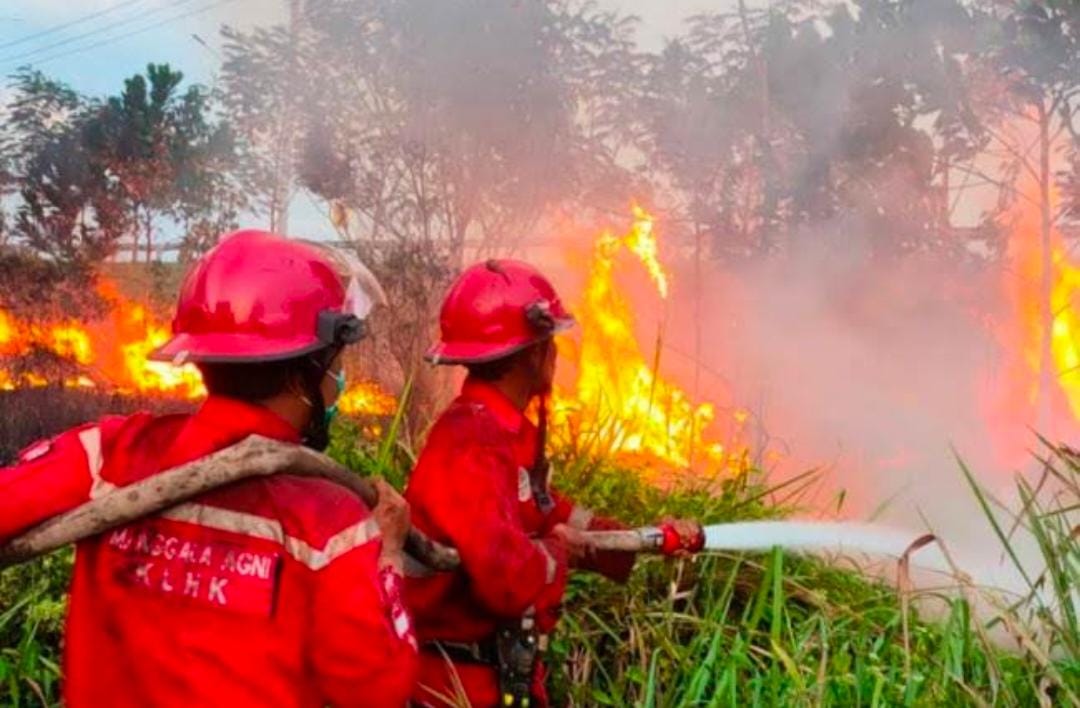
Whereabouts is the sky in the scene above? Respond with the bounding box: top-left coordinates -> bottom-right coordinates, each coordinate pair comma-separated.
0,0 -> 742,238
0,1 -> 738,93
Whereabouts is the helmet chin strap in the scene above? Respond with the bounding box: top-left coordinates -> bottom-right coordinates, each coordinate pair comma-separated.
299,348 -> 342,451
298,381 -> 329,451
529,391 -> 555,515
529,337 -> 554,396
527,339 -> 555,514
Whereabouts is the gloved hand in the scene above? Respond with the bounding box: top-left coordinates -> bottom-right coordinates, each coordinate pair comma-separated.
549,522 -> 595,567
372,478 -> 410,572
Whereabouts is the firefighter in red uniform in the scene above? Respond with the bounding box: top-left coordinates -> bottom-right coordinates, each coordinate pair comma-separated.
0,231 -> 418,707
405,260 -> 701,707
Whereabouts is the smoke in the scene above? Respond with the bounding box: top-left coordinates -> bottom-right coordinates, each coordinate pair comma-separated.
207,0 -> 734,52
694,234 -> 992,495
595,0 -> 731,50
646,211 -> 1062,591
201,2 -> 286,30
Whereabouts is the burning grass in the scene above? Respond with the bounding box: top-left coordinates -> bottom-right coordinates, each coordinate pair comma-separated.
2,415 -> 1077,706
0,274 -> 397,419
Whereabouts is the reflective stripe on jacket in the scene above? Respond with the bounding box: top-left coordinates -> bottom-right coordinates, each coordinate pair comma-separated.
1,395 -> 418,708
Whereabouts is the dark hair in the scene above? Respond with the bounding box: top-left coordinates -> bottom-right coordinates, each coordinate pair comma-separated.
197,360 -> 300,402
465,340 -> 549,382
465,353 -> 519,382
197,348 -> 337,402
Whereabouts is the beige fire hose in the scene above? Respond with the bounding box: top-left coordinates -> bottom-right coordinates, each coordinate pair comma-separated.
0,435 -> 461,571
0,435 -> 678,572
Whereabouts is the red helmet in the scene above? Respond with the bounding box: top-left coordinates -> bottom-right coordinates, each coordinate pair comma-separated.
428,259 -> 574,365
151,230 -> 385,364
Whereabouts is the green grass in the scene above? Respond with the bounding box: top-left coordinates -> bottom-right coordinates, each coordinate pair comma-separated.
0,551 -> 69,706
1,419 -> 1078,706
543,448 -> 1080,707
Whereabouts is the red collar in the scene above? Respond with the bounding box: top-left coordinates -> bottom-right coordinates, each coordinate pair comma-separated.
174,395 -> 301,459
196,396 -> 301,443
459,378 -> 529,434
152,395 -> 302,475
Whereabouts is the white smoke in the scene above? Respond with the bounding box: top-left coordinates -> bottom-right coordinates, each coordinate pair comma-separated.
650,218 -> 1053,593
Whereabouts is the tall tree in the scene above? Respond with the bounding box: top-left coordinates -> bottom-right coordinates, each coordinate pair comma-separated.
0,100 -> 13,248
85,63 -> 244,262
5,65 -> 243,265
6,69 -> 129,264
641,0 -> 981,261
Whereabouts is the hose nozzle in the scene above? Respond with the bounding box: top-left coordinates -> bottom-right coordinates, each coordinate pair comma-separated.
656,522 -> 705,556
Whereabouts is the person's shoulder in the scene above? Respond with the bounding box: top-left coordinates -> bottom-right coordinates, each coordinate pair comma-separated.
426,396 -> 505,449
15,409 -> 185,465
100,410 -> 188,448
262,474 -> 375,550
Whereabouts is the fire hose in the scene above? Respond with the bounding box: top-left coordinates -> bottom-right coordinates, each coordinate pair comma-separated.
0,435 -> 923,571
0,435 -> 702,571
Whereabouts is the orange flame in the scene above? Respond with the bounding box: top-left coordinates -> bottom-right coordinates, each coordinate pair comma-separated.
0,278 -> 395,416
0,280 -> 204,397
994,168 -> 1080,455
1049,250 -> 1080,418
339,380 -> 398,417
553,206 -> 747,473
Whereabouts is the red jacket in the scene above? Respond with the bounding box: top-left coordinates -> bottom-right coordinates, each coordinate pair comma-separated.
404,379 -> 633,707
0,396 -> 418,708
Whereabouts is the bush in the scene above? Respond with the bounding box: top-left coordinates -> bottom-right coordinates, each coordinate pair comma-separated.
543,453 -> 1079,706
0,552 -> 70,706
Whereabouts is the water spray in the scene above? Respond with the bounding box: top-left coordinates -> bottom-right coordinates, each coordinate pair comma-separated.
587,521 -> 928,559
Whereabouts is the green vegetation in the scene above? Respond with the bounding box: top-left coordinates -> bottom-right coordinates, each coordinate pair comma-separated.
548,449 -> 1080,706
0,551 -> 68,706
1,418 -> 1078,706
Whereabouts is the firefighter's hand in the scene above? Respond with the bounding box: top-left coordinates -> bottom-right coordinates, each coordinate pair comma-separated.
550,523 -> 594,567
660,517 -> 704,556
372,478 -> 410,570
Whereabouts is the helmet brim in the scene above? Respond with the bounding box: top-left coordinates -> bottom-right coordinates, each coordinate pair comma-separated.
149,332 -> 331,365
426,317 -> 575,365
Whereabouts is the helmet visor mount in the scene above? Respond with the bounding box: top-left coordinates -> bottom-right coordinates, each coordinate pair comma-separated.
316,311 -> 367,348
304,240 -> 388,351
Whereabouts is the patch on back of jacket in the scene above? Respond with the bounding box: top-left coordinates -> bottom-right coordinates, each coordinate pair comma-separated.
102,519 -> 281,617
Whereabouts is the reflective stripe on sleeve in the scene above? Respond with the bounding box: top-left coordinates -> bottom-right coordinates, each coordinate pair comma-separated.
532,539 -> 557,584
78,427 -> 116,499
